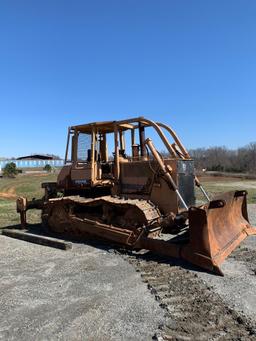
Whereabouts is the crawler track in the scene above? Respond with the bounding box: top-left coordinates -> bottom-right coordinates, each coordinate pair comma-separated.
46,195 -> 161,229
118,250 -> 256,340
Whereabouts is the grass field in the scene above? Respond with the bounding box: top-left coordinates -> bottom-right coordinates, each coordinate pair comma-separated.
196,176 -> 256,204
0,173 -> 255,228
0,173 -> 57,228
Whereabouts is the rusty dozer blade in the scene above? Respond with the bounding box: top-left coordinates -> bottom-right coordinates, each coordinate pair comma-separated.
139,190 -> 256,275
180,190 -> 256,275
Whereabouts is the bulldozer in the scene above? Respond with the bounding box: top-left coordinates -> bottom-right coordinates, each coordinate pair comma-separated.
16,117 -> 256,275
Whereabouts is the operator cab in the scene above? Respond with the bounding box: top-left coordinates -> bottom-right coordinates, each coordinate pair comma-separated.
57,117 -> 195,212
59,119 -> 149,189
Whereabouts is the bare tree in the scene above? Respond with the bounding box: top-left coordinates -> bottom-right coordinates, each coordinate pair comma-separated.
189,142 -> 256,174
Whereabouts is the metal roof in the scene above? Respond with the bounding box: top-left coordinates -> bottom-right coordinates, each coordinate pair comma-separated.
17,154 -> 56,160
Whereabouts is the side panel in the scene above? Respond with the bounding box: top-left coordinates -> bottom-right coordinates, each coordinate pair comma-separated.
71,165 -> 91,180
120,159 -> 195,214
150,159 -> 178,214
150,177 -> 178,214
57,165 -> 72,187
120,161 -> 154,194
120,160 -> 179,214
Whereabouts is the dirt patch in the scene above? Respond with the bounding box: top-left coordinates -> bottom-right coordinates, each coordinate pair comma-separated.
0,187 -> 17,199
119,251 -> 256,340
231,247 -> 256,263
230,246 -> 256,275
33,173 -> 51,177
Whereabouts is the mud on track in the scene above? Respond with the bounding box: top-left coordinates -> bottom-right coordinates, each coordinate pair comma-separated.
118,250 -> 256,340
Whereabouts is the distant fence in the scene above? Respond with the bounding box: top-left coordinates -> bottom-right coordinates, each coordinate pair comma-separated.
0,159 -> 64,169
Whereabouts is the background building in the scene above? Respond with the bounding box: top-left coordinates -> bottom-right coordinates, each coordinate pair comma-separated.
0,154 -> 64,169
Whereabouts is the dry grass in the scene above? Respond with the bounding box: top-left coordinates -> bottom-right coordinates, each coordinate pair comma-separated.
197,176 -> 256,204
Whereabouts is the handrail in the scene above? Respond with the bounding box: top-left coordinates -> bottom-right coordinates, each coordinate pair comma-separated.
115,117 -> 178,158
156,122 -> 190,159
135,118 -> 178,158
156,122 -> 210,201
145,138 -> 188,210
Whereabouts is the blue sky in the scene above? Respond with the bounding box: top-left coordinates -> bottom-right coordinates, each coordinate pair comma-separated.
0,0 -> 255,158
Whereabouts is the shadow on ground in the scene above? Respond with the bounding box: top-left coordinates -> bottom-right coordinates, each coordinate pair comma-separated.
1,222 -> 217,277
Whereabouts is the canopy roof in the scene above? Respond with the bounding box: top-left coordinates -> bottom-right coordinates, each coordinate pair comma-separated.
71,117 -> 145,134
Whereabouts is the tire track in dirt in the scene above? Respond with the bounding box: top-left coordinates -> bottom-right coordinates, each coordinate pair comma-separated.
117,250 -> 256,340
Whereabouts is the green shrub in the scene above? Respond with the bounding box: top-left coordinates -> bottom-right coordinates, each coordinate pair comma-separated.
44,164 -> 52,172
3,162 -> 18,178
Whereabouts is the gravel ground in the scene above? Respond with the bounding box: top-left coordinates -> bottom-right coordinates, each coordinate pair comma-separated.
0,236 -> 164,341
248,204 -> 256,225
0,205 -> 255,340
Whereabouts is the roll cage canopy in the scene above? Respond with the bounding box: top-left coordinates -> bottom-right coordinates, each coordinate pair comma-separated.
68,116 -> 190,160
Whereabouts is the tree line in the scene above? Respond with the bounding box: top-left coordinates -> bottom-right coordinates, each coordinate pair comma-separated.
189,142 -> 256,174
